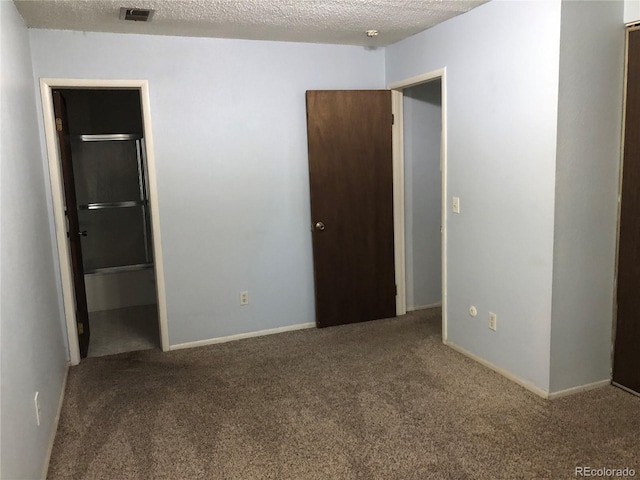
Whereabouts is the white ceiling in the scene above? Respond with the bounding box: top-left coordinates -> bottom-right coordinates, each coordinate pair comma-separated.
14,0 -> 488,47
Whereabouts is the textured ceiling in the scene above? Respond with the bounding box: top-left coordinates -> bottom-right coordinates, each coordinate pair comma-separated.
14,0 -> 488,47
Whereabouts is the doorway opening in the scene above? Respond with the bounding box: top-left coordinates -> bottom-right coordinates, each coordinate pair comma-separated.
40,79 -> 169,364
390,69 -> 447,340
613,26 -> 640,397
402,80 -> 443,312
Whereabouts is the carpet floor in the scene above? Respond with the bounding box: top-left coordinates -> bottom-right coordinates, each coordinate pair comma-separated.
47,308 -> 640,480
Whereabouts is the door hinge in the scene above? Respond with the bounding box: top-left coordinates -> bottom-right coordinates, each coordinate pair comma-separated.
395,284 -> 398,296
77,322 -> 84,335
55,117 -> 63,132
392,114 -> 395,125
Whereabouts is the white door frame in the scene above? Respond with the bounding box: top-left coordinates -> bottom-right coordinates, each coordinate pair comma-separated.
39,78 -> 169,364
389,68 -> 448,341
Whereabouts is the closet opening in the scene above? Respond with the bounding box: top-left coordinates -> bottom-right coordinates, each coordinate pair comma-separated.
53,88 -> 160,359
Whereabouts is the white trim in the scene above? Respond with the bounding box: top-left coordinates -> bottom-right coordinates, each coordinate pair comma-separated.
389,67 -> 448,341
448,340 -> 612,400
42,366 -> 68,479
441,71 -> 448,342
169,322 -> 315,351
39,78 -> 169,365
445,340 -> 550,399
392,89 -> 407,316
548,379 -> 611,400
40,80 -> 80,364
388,69 -> 446,91
138,81 -> 170,351
407,302 -> 442,312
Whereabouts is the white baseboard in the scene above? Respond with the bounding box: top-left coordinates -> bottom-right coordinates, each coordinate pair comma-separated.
407,302 -> 442,312
548,379 -> 611,400
42,365 -> 69,479
444,340 -> 550,399
170,322 -> 316,351
444,341 -> 613,400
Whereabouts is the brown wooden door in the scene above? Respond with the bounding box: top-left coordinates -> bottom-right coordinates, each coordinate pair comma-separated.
614,29 -> 640,395
306,90 -> 396,328
53,90 -> 91,358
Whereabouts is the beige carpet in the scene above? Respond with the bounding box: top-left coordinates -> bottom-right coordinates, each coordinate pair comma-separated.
47,308 -> 640,480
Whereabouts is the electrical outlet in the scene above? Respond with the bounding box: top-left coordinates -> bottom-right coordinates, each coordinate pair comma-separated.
489,312 -> 497,331
240,291 -> 249,306
34,392 -> 41,427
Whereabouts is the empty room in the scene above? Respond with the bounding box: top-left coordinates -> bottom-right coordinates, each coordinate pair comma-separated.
2,0 -> 640,479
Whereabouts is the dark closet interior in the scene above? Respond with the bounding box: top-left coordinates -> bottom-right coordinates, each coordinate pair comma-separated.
60,89 -> 160,358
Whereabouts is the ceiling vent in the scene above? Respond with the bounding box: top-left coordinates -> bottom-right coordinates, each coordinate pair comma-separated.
119,7 -> 154,22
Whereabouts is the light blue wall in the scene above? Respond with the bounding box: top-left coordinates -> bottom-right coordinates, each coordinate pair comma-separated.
624,0 -> 640,22
28,30 -> 386,346
403,80 -> 442,310
386,1 -> 562,391
0,3 -> 69,479
550,0 -> 624,393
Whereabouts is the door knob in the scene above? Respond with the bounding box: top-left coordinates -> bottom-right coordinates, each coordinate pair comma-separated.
78,230 -> 88,236
314,222 -> 326,231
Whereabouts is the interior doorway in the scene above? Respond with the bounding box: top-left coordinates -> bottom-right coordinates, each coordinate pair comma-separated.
613,26 -> 640,397
40,79 -> 169,364
402,80 -> 443,313
56,88 -> 159,358
390,68 -> 447,340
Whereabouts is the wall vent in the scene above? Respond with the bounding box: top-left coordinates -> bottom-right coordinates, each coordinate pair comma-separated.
119,7 -> 154,22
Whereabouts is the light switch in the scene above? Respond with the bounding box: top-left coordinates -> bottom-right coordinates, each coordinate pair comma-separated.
452,197 -> 460,214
